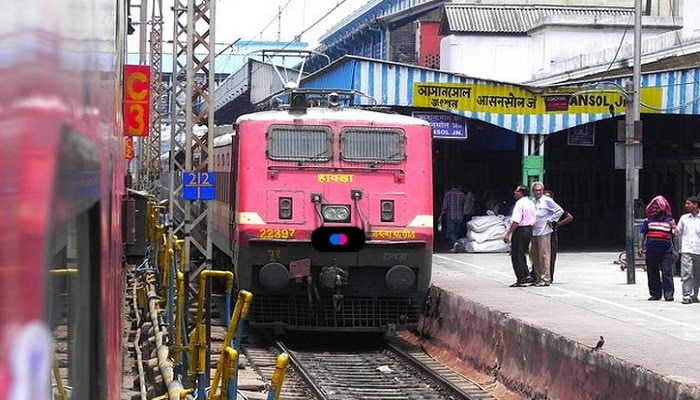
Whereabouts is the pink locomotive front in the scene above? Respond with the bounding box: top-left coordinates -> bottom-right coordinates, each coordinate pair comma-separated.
227,96 -> 433,332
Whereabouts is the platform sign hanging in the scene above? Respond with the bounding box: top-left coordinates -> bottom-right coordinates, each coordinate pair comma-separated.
183,171 -> 215,200
124,64 -> 150,137
412,112 -> 467,139
567,123 -> 595,147
124,137 -> 134,159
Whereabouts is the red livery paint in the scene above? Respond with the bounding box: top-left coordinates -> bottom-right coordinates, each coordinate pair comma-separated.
0,1 -> 127,398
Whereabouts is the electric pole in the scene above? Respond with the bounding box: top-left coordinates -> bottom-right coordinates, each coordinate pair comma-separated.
168,0 -> 215,272
625,0 -> 643,284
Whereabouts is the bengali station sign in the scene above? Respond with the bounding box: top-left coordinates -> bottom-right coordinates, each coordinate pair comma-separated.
413,83 -> 662,116
412,112 -> 467,139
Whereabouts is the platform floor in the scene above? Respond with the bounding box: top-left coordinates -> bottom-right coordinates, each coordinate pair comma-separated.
429,251 -> 700,398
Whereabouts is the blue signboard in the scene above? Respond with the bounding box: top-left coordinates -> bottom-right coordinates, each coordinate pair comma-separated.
412,112 -> 467,139
182,171 -> 215,200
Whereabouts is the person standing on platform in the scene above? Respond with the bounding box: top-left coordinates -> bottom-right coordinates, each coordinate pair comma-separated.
530,182 -> 564,287
638,195 -> 676,301
675,196 -> 700,304
503,185 -> 536,287
438,183 -> 466,252
461,188 -> 477,237
543,190 -> 574,283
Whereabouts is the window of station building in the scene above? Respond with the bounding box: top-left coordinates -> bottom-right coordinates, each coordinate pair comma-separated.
266,125 -> 332,162
340,127 -> 406,163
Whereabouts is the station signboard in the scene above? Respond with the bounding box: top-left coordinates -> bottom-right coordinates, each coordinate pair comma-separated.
412,112 -> 467,139
182,171 -> 215,200
124,64 -> 151,137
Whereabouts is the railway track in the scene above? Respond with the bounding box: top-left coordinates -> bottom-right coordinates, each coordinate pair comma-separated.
236,329 -> 498,400
125,274 -> 499,400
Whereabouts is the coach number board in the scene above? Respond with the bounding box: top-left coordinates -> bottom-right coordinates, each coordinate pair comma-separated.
183,171 -> 215,200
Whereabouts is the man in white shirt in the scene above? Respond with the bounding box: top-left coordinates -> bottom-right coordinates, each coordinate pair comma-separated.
503,185 -> 536,287
530,182 -> 564,286
675,196 -> 700,304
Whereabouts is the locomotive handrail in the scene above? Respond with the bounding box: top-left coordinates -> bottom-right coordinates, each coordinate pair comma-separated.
52,357 -> 68,400
209,290 -> 253,400
266,353 -> 290,400
207,346 -> 238,400
189,270 -> 235,384
172,271 -> 186,365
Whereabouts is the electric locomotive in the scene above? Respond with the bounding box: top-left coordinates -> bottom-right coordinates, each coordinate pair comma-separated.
213,90 -> 434,333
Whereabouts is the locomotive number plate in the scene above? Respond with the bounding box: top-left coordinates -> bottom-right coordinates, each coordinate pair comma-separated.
258,228 -> 296,239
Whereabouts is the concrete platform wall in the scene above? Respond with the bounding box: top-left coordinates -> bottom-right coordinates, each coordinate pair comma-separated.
419,285 -> 700,400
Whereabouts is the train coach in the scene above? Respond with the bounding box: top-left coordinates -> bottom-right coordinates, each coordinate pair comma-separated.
0,0 -> 127,398
212,90 -> 434,333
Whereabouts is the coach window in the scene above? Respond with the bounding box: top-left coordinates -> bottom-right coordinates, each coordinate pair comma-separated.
340,127 -> 406,164
267,125 -> 332,162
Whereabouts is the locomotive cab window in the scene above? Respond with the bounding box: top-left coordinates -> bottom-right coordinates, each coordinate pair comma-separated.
267,125 -> 332,162
340,127 -> 406,164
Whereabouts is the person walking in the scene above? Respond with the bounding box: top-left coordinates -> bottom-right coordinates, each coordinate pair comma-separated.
675,196 -> 700,304
638,195 -> 676,301
529,182 -> 564,287
543,190 -> 574,283
438,183 -> 466,252
503,185 -> 536,287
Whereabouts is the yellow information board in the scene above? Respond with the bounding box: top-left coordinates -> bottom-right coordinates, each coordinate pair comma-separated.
413,82 -> 662,115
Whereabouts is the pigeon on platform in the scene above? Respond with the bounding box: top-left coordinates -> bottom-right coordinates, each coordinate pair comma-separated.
592,335 -> 605,351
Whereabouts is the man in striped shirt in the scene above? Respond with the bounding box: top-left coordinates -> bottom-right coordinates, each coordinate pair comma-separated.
438,183 -> 466,252
638,195 -> 676,301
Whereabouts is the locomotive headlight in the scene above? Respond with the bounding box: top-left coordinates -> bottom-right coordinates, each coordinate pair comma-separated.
279,197 -> 293,220
322,205 -> 350,222
381,200 -> 394,222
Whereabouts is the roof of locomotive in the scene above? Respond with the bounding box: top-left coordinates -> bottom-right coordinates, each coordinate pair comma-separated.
235,107 -> 432,127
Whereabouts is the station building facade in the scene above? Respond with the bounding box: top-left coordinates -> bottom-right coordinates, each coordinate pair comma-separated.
213,0 -> 700,249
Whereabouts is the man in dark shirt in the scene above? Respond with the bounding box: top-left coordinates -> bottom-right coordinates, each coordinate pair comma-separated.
438,183 -> 466,251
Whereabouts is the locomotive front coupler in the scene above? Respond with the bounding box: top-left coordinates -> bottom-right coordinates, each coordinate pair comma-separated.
320,266 -> 349,312
319,266 -> 348,290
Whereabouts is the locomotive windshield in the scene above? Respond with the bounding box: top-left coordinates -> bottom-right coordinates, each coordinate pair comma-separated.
267,125 -> 332,162
340,127 -> 406,163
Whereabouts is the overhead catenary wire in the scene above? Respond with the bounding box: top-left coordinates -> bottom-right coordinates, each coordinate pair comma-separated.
239,0 -> 295,49
579,2 -> 700,112
246,0 -> 352,88
599,14 -> 633,78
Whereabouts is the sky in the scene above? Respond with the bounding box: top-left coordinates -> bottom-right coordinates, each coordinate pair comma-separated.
129,0 -> 373,54
217,0 -> 372,49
